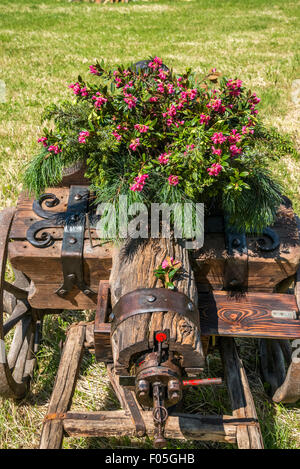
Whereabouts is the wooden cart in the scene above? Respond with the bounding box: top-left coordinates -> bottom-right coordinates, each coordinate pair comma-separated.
1,172 -> 300,449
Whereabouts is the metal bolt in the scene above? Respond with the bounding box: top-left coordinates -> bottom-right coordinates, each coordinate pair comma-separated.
74,193 -> 82,201
146,295 -> 156,303
188,302 -> 194,311
69,237 -> 77,244
232,238 -> 241,248
59,289 -> 67,296
70,214 -> 78,222
109,312 -> 115,322
229,279 -> 239,287
67,273 -> 76,280
84,289 -> 91,296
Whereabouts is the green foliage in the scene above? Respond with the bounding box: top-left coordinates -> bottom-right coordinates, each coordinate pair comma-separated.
23,59 -> 298,232
222,168 -> 283,233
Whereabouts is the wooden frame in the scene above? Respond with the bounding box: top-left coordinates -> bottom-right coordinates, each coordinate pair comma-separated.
39,323 -> 264,449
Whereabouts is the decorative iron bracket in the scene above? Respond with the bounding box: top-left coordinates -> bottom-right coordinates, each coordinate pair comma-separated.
26,185 -> 96,298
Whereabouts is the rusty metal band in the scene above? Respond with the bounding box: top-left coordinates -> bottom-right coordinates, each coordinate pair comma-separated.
111,288 -> 199,333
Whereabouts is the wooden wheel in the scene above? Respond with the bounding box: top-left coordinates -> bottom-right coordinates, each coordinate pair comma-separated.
0,208 -> 43,399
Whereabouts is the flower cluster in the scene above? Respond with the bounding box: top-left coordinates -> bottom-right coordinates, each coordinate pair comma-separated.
154,256 -> 182,290
130,174 -> 149,192
29,58 -> 285,232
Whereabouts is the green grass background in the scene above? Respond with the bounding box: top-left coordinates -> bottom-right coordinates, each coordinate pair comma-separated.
0,0 -> 299,449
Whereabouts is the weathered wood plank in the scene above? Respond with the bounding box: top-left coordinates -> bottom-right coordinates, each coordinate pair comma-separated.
199,291 -> 300,339
63,410 -> 237,444
39,324 -> 85,449
220,337 -> 264,449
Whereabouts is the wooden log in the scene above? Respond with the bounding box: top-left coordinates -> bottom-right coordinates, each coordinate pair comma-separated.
109,237 -> 204,374
39,324 -> 86,449
63,410 -> 237,444
220,337 -> 264,449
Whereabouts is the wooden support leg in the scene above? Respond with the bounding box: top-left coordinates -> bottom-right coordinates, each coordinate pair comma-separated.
39,324 -> 86,449
220,337 -> 264,449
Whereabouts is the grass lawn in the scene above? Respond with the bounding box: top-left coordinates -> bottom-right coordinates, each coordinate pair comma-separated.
0,0 -> 300,449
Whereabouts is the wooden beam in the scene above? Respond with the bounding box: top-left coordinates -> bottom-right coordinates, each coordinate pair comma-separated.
39,324 -> 86,449
220,337 -> 264,449
63,410 -> 237,444
199,291 -> 300,339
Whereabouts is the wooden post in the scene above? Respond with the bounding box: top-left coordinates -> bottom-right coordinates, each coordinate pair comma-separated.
219,337 -> 264,449
109,237 -> 204,375
39,324 -> 86,449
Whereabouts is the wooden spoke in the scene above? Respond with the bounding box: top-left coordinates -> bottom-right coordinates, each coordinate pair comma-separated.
3,301 -> 30,336
3,280 -> 28,300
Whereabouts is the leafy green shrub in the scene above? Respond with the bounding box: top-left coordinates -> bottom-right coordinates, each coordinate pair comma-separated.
24,58 -> 298,232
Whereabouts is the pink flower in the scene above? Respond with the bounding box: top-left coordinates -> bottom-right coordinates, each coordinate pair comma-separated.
228,129 -> 241,145
134,124 -> 149,133
123,70 -> 131,77
162,257 -> 174,269
130,174 -> 149,192
92,92 -> 108,109
230,144 -> 242,156
38,137 -> 48,147
48,145 -> 62,154
211,132 -> 227,145
157,82 -> 165,93
158,152 -> 170,164
211,145 -> 222,156
174,120 -> 184,127
158,68 -> 168,80
249,93 -> 260,105
226,79 -> 243,97
168,175 -> 179,186
69,83 -> 88,97
78,131 -> 90,143
149,96 -> 159,102
207,163 -> 222,176
124,93 -> 137,109
115,77 -> 122,88
166,105 -> 177,117
123,81 -> 134,91
188,89 -> 197,100
89,65 -> 99,75
116,124 -> 128,132
167,83 -> 175,94
112,131 -> 122,141
207,98 -> 225,114
149,57 -> 163,69
199,114 -> 211,125
129,138 -> 140,151
242,125 -> 254,135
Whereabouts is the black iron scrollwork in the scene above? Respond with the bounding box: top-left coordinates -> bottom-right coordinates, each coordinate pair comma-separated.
255,227 -> 280,252
26,186 -> 97,298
